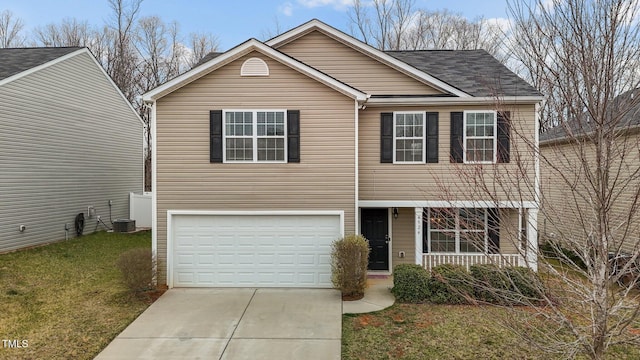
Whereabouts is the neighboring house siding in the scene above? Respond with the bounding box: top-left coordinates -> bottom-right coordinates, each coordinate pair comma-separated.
0,52 -> 143,253
155,51 -> 357,284
277,30 -> 441,96
358,104 -> 537,201
540,135 -> 640,254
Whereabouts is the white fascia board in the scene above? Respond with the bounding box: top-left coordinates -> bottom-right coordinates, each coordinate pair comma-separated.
358,200 -> 539,209
365,96 -> 544,106
0,47 -> 86,88
142,39 -> 367,102
266,19 -> 471,98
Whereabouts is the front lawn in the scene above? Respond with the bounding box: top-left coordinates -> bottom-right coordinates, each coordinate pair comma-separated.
0,231 -> 153,360
343,303 -> 640,360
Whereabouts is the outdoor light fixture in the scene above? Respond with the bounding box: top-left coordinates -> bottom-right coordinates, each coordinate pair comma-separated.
393,207 -> 399,219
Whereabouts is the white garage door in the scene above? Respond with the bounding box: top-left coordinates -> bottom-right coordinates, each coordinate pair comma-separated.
170,212 -> 343,288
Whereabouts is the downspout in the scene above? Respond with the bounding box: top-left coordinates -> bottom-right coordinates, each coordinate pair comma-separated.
354,99 -> 360,234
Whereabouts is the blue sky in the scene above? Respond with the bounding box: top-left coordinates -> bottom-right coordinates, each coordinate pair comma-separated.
0,0 -> 513,50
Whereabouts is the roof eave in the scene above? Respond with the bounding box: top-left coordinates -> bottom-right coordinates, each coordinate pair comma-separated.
0,47 -> 87,87
365,95 -> 544,106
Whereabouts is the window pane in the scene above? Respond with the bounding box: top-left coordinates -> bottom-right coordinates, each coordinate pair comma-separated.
257,138 -> 284,161
431,231 -> 456,252
430,208 -> 455,230
226,138 -> 253,161
460,235 -> 483,253
460,208 -> 484,230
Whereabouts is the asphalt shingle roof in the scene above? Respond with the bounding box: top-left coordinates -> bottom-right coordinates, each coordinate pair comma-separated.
386,49 -> 541,98
0,47 -> 83,81
539,89 -> 640,143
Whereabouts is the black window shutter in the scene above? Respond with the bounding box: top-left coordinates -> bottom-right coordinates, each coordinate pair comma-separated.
497,111 -> 511,163
450,112 -> 464,163
210,110 -> 223,163
287,110 -> 300,163
426,112 -> 439,163
380,112 -> 393,163
487,208 -> 500,254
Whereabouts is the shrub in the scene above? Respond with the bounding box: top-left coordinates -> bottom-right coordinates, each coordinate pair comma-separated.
470,264 -> 545,305
505,266 -> 545,303
331,234 -> 370,299
470,264 -> 510,304
391,264 -> 431,303
116,248 -> 154,292
428,264 -> 474,304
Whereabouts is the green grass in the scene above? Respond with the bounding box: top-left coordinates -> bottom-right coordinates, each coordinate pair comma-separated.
0,231 -> 153,360
342,303 -> 640,360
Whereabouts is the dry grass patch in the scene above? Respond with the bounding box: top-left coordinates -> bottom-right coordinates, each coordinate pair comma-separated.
0,231 -> 153,360
343,303 -> 640,360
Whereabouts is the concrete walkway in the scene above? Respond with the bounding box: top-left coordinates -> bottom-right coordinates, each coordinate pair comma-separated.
342,276 -> 395,314
95,288 -> 342,360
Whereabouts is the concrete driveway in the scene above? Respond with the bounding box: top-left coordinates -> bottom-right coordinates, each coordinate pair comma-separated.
95,288 -> 342,360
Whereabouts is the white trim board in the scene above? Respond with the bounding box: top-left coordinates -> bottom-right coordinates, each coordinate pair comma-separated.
358,200 -> 539,209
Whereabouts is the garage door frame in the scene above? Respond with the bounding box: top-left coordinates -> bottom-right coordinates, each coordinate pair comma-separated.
166,210 -> 345,288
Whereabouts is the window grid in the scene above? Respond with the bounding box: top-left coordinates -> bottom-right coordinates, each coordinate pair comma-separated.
394,112 -> 424,163
223,110 -> 287,163
464,111 -> 496,163
425,208 -> 488,254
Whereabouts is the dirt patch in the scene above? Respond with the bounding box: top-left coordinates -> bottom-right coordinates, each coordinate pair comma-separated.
139,285 -> 168,304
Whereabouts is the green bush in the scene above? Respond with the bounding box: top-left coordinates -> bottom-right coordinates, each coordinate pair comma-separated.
505,266 -> 545,303
331,234 -> 370,299
470,264 -> 508,303
428,264 -> 474,304
391,264 -> 431,303
470,264 -> 544,305
116,248 -> 154,292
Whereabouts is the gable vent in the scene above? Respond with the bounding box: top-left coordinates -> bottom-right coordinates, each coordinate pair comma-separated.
241,57 -> 269,76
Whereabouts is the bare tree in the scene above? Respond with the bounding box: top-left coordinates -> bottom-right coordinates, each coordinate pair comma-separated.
0,10 -> 26,47
106,0 -> 143,103
347,1 -> 506,59
33,18 -> 93,47
435,1 -> 640,359
187,31 -> 219,68
348,0 -> 416,51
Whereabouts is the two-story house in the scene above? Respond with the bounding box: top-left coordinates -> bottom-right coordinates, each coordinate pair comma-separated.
142,20 -> 542,288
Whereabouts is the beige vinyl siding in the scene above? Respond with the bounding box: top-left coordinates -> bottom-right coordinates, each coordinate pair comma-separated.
155,51 -> 357,285
540,134 -> 640,254
358,105 -> 537,201
391,207 -> 416,267
278,30 -> 441,96
499,209 -> 520,254
0,52 -> 143,253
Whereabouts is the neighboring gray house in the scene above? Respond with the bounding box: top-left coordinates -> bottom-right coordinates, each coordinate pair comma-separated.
0,47 -> 143,253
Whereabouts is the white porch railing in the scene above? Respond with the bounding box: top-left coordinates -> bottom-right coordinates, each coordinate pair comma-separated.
422,253 -> 525,271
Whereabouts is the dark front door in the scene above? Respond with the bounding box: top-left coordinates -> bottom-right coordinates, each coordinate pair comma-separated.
361,208 -> 389,271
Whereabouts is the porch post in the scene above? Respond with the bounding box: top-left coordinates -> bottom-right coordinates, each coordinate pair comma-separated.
415,207 -> 423,266
526,208 -> 539,271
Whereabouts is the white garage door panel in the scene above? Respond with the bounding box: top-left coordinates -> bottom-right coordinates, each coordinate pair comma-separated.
171,214 -> 341,288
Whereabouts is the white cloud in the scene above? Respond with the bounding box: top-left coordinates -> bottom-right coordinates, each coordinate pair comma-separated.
484,17 -> 512,32
296,0 -> 352,10
279,2 -> 294,16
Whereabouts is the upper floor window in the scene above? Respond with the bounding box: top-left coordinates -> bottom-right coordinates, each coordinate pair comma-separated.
224,110 -> 286,162
394,112 -> 424,163
464,111 -> 497,163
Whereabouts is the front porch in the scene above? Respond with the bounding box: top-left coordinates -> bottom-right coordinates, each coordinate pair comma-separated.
359,203 -> 538,273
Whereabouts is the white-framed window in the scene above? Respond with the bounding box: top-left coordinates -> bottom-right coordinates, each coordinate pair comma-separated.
424,208 -> 488,253
394,112 -> 425,163
223,110 -> 286,163
464,110 -> 497,163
